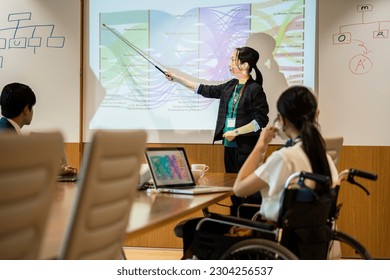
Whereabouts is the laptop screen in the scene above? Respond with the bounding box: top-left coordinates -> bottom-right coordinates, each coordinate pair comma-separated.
145,147 -> 195,188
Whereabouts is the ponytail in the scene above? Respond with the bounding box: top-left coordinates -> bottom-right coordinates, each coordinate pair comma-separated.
236,47 -> 263,86
277,86 -> 332,194
300,119 -> 331,194
253,64 -> 263,86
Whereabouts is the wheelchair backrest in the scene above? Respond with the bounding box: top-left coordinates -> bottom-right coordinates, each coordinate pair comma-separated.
278,171 -> 334,228
328,185 -> 340,222
278,187 -> 332,228
277,172 -> 334,260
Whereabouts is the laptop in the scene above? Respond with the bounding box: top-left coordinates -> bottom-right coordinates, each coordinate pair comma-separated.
144,147 -> 233,195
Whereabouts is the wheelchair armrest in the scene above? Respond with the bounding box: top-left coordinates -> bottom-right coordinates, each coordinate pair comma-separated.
196,212 -> 277,233
237,203 -> 261,219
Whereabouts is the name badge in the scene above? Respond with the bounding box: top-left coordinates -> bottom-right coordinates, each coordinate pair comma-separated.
227,118 -> 236,128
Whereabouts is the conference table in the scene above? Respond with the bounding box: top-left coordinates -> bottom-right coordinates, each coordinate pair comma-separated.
40,173 -> 237,259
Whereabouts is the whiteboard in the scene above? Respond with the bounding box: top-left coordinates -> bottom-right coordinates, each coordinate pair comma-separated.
318,0 -> 390,146
0,0 -> 80,142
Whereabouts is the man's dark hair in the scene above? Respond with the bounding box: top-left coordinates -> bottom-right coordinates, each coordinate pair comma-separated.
0,83 -> 36,118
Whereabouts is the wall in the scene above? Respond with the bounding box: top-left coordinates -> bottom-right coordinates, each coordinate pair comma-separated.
0,0 -> 81,143
318,0 -> 390,145
315,0 -> 390,257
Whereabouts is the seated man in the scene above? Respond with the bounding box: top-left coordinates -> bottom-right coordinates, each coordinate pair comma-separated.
0,82 -> 77,177
0,83 -> 35,134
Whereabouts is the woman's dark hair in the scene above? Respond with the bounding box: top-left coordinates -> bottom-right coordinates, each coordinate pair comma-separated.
235,47 -> 263,86
0,83 -> 36,118
277,86 -> 331,194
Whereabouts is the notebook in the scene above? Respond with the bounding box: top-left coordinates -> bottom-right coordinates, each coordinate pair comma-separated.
31,132 -> 79,182
56,175 -> 77,182
144,147 -> 233,195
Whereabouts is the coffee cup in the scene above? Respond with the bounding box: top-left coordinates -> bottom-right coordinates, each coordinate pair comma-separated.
191,163 -> 209,173
191,169 -> 204,182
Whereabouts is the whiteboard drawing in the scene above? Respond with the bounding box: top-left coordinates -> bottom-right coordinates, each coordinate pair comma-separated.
332,4 -> 389,75
0,12 -> 65,69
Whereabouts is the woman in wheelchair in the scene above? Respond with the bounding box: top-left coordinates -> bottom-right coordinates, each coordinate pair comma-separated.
180,85 -> 339,259
233,85 -> 338,223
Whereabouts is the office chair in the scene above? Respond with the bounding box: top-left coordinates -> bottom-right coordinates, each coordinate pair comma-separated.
0,132 -> 64,259
58,130 -> 146,260
324,137 -> 343,167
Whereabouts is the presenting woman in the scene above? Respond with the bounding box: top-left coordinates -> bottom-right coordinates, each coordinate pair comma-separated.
165,46 -> 269,173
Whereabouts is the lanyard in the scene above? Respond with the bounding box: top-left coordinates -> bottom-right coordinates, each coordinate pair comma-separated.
231,83 -> 245,117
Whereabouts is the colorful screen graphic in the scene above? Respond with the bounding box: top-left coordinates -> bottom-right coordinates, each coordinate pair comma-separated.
88,0 -> 316,142
146,149 -> 193,186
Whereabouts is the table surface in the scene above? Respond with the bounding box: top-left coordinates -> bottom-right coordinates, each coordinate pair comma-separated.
40,173 -> 237,259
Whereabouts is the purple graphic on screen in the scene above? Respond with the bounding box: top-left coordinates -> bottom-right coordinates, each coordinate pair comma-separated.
101,4 -> 251,111
199,4 -> 250,81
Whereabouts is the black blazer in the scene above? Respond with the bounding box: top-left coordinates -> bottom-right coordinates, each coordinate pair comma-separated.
0,117 -> 17,133
198,77 -> 269,155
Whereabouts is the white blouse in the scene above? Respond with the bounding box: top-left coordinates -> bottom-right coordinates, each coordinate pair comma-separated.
254,142 -> 339,222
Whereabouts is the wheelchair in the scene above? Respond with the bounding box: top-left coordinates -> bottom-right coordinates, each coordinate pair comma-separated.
182,169 -> 377,260
326,168 -> 377,259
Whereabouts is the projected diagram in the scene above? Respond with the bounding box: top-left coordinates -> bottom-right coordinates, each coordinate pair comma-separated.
93,1 -> 308,131
0,12 -> 65,69
99,6 -> 250,112
332,4 -> 390,75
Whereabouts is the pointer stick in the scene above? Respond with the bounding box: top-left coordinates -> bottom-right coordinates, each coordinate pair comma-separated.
102,23 -> 166,75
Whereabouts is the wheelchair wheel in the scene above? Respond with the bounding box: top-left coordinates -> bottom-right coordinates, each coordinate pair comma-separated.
331,231 -> 372,260
220,239 -> 299,260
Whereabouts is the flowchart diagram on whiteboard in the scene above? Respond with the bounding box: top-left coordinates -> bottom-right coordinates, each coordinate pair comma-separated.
332,4 -> 389,75
0,12 -> 65,69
